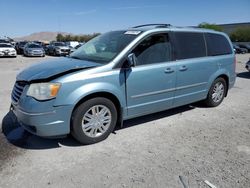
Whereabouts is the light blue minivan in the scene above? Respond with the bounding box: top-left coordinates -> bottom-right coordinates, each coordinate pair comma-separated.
11,24 -> 236,144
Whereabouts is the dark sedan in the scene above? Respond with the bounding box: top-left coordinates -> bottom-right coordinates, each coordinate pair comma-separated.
238,44 -> 250,52
233,44 -> 248,54
15,41 -> 28,54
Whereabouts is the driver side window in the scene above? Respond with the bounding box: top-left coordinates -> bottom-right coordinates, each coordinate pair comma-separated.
132,33 -> 171,66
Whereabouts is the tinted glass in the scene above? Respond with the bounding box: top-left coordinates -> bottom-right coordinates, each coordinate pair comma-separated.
174,32 -> 206,60
205,33 -> 232,56
132,33 -> 171,66
0,44 -> 12,47
20,42 -> 27,45
54,42 -> 66,46
28,44 -> 41,48
0,39 -> 9,43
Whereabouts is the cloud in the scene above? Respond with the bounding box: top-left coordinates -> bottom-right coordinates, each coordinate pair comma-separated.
74,9 -> 97,16
110,5 -> 168,10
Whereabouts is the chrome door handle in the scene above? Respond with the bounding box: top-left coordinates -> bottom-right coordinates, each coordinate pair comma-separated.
179,66 -> 188,71
164,68 -> 174,73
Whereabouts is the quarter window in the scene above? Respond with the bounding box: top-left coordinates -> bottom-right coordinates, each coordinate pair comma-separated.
174,32 -> 206,60
132,33 -> 171,66
205,33 -> 232,56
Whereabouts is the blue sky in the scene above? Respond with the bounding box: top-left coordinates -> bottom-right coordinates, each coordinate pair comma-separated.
0,0 -> 249,37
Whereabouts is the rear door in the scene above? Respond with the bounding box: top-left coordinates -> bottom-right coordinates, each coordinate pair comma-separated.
172,32 -> 217,107
125,33 -> 176,118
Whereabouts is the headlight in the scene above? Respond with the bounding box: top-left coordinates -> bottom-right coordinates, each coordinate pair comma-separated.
27,83 -> 61,100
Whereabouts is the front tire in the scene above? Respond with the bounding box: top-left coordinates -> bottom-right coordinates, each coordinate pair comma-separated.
205,77 -> 227,107
71,97 -> 117,145
53,50 -> 57,56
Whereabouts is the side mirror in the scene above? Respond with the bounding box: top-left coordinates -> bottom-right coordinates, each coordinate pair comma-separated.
127,53 -> 137,67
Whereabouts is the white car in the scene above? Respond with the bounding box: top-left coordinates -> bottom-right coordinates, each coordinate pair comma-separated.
0,43 -> 17,57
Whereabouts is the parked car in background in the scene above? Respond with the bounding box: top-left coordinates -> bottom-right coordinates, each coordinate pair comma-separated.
238,44 -> 250,52
68,46 -> 75,53
0,43 -> 16,57
233,44 -> 248,54
33,41 -> 43,46
10,24 -> 236,144
75,43 -> 83,49
42,43 -> 50,54
0,39 -> 11,44
65,41 -> 79,48
15,41 -> 28,54
47,42 -> 70,56
68,43 -> 83,54
23,43 -> 45,57
246,58 -> 250,72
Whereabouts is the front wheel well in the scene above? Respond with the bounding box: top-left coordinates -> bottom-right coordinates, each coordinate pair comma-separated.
71,92 -> 122,130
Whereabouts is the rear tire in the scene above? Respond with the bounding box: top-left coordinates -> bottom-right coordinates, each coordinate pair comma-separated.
205,77 -> 227,107
71,97 -> 117,145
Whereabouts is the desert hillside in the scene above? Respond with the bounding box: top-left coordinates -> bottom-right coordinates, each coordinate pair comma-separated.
14,31 -> 71,42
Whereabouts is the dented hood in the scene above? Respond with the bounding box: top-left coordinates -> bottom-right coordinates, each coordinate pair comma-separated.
16,57 -> 101,82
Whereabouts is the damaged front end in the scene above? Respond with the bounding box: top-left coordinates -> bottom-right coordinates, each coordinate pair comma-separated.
10,57 -> 101,137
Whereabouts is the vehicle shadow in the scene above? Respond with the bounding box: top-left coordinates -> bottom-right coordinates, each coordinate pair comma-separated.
0,56 -> 16,59
118,104 -> 196,130
237,72 -> 250,79
1,103 -> 199,150
1,111 -> 81,149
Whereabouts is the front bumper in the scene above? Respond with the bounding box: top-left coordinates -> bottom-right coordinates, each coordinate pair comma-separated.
0,51 -> 16,57
26,52 -> 45,57
55,50 -> 70,56
11,101 -> 73,137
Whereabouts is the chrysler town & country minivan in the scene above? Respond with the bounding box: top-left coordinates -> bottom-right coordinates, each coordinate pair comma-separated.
11,24 -> 236,144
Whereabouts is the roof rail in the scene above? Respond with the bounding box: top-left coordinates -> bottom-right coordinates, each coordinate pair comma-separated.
132,24 -> 172,28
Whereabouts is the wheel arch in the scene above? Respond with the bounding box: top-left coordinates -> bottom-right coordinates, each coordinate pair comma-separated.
70,91 -> 123,131
208,70 -> 230,98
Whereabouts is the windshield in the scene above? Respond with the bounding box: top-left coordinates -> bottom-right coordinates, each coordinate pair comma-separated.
20,42 -> 27,46
54,42 -> 66,46
0,39 -> 9,43
0,44 -> 12,48
28,44 -> 41,48
70,31 -> 140,64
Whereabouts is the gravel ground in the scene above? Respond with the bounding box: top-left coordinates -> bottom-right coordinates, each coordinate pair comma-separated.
0,54 -> 249,188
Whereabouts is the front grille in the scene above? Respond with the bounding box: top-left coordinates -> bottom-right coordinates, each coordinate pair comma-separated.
11,81 -> 28,103
61,49 -> 70,52
32,50 -> 42,54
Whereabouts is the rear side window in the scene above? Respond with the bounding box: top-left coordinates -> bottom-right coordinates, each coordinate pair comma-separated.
174,32 -> 206,60
205,33 -> 232,56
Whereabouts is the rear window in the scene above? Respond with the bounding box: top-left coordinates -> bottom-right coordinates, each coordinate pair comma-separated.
205,33 -> 232,56
174,32 -> 206,60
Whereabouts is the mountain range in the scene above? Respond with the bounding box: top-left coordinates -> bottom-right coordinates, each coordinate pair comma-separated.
14,31 -> 71,42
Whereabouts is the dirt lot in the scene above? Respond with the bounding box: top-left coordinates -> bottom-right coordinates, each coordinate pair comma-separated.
0,54 -> 249,188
